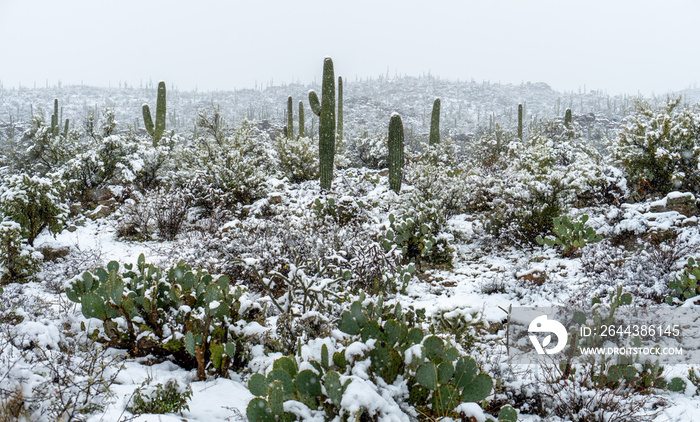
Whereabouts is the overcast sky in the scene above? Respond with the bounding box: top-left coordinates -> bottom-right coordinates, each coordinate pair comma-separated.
1,1 -> 699,96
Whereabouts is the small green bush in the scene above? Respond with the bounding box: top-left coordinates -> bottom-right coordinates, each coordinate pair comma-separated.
0,221 -> 39,284
0,173 -> 67,246
274,135 -> 319,183
127,379 -> 192,416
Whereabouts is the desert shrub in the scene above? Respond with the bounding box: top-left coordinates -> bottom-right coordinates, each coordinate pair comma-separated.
127,378 -> 192,416
273,135 -> 318,183
247,298 -> 499,422
0,173 -> 67,246
65,254 -> 262,380
347,132 -> 388,169
181,122 -> 273,208
612,97 -> 700,197
476,117 -> 613,243
0,221 -> 41,284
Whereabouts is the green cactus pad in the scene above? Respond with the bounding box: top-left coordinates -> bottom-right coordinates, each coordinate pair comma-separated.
498,405 -> 518,422
437,362 -> 455,384
408,383 -> 430,406
324,371 -> 344,405
267,369 -> 295,400
384,319 -> 407,347
460,373 -> 492,402
416,362 -> 438,390
423,336 -> 445,360
269,379 -> 285,415
432,383 -> 459,415
361,320 -> 384,342
273,357 -> 298,376
81,292 -> 106,320
454,356 -> 478,389
248,373 -> 268,397
407,327 -> 424,345
246,397 -> 274,422
296,369 -> 322,397
442,347 -> 459,362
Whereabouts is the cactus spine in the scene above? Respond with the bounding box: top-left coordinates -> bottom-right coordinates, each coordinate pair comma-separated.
337,76 -> 343,143
388,114 -> 404,193
287,96 -> 294,138
298,101 -> 305,138
430,98 -> 440,145
308,57 -> 336,190
142,80 -> 167,146
517,103 -> 523,139
564,108 -> 572,128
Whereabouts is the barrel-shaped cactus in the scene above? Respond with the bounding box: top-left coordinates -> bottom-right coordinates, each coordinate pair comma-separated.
308,57 -> 336,190
143,80 -> 167,146
430,98 -> 440,145
388,113 -> 404,193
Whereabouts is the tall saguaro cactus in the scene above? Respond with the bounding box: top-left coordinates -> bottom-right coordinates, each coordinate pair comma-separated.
388,113 -> 404,193
286,96 -> 294,138
564,108 -> 572,128
298,100 -> 305,138
337,76 -> 344,143
50,99 -> 69,138
142,80 -> 167,146
308,57 -> 336,190
517,103 -> 523,139
430,98 -> 441,145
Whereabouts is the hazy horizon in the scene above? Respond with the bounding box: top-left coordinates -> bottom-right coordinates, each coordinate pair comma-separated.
2,1 -> 699,97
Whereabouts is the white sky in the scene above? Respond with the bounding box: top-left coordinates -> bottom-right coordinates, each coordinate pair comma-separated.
1,0 -> 699,96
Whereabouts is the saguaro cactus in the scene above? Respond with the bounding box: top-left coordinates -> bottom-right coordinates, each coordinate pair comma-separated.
517,103 -> 523,139
308,57 -> 336,190
50,99 -> 69,138
430,98 -> 441,145
337,76 -> 344,143
388,113 -> 404,193
142,80 -> 167,146
564,108 -> 572,128
287,96 -> 294,138
298,100 -> 305,138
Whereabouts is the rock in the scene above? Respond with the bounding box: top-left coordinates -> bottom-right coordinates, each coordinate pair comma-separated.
268,193 -> 283,205
650,192 -> 698,217
86,205 -> 112,220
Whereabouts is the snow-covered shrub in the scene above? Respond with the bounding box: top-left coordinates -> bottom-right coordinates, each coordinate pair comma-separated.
347,132 -> 388,169
62,134 -> 173,198
3,112 -> 78,176
180,122 -> 273,208
118,186 -> 192,241
405,139 -> 470,220
0,173 -> 67,246
65,254 -> 262,380
0,221 -> 40,283
273,135 -> 318,183
126,378 -> 192,416
612,97 -> 700,197
476,118 -> 615,243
